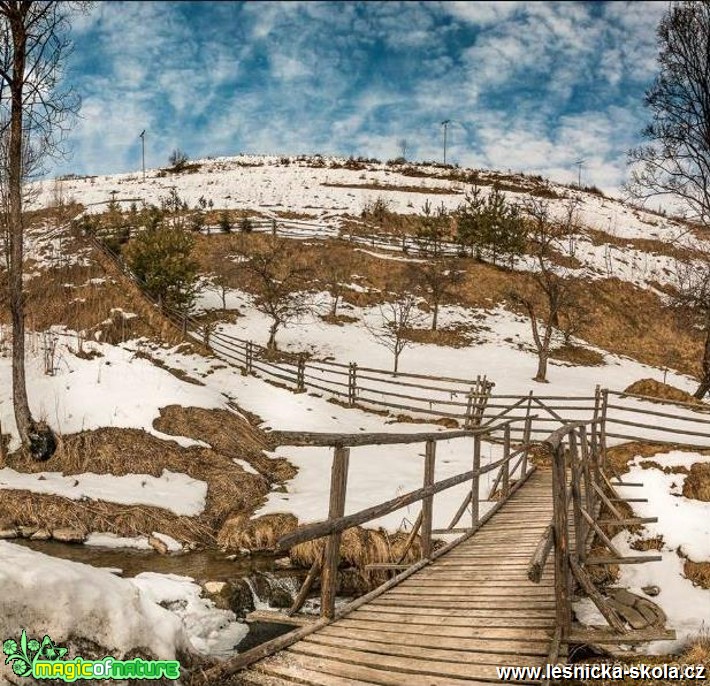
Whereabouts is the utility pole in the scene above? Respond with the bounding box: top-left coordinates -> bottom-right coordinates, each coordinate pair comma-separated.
139,130 -> 146,181
441,120 -> 451,165
575,158 -> 585,188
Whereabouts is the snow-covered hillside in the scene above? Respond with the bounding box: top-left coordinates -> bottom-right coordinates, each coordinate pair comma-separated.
1,153 -> 708,665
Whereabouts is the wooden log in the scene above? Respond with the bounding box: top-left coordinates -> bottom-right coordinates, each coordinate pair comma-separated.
502,424 -> 511,497
551,444 -> 572,640
528,524 -> 554,583
276,465 -> 479,551
597,517 -> 657,526
288,552 -> 322,616
471,434 -> 481,526
586,555 -> 663,565
568,628 -> 675,644
420,440 -> 436,559
321,446 -> 349,619
446,491 -> 472,531
569,431 -> 586,563
246,610 -> 313,627
569,557 -> 626,633
579,507 -> 621,558
396,510 -> 422,564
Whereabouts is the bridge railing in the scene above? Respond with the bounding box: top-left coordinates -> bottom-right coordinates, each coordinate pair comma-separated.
271,413 -> 537,621
528,419 -> 672,666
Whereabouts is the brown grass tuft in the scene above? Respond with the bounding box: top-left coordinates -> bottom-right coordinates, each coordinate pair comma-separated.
217,513 -> 298,550
682,629 -> 710,665
684,560 -> 710,589
623,378 -> 707,408
631,535 -> 664,551
549,344 -> 605,367
683,463 -> 710,502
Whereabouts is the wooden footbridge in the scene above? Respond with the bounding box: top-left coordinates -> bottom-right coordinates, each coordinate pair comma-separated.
187,389 -> 703,686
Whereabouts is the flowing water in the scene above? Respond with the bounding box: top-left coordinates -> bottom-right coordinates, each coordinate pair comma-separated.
16,538 -> 277,579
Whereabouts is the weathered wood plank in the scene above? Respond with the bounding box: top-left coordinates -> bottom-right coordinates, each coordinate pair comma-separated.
301,633 -> 539,666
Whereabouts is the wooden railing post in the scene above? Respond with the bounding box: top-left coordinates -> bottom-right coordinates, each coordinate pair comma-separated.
600,388 -> 609,467
569,430 -> 586,564
502,424 -> 511,497
245,341 -> 254,375
551,442 -> 572,640
471,434 -> 481,526
296,354 -> 306,393
420,440 -> 436,559
348,362 -> 357,406
321,446 -> 350,619
579,425 -> 593,518
521,413 -> 532,477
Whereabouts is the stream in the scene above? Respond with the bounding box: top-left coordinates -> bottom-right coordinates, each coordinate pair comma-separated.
16,539 -> 302,654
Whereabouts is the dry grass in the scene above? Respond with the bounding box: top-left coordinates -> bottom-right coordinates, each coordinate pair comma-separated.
683,462 -> 710,501
684,560 -> 710,589
623,378 -> 707,407
193,231 -> 708,384
403,325 -> 472,348
549,344 -> 605,367
217,512 -> 298,550
605,442 -> 679,476
0,406 -> 289,545
682,629 -> 710,664
153,405 -> 297,482
631,535 -> 664,551
322,181 -> 462,195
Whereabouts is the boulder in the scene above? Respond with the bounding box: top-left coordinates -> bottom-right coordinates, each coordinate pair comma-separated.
52,527 -> 86,544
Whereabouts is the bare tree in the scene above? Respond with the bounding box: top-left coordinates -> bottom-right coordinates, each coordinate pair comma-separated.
511,199 -> 578,383
0,1 -> 83,458
627,1 -> 710,223
671,257 -> 710,397
367,294 -> 420,373
407,257 -> 463,331
319,249 -> 354,318
398,138 -> 407,160
233,237 -> 312,350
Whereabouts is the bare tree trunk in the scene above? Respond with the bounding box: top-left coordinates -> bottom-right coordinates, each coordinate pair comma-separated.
393,350 -> 399,374
267,320 -> 279,350
8,12 -> 33,447
431,302 -> 439,331
694,327 -> 710,398
331,293 -> 339,317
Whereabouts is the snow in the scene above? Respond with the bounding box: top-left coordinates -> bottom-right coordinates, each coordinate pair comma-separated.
619,454 -> 710,562
0,542 -> 249,671
132,573 -> 248,657
85,532 -> 154,550
612,451 -> 710,652
0,541 -> 189,660
0,467 -> 207,516
0,330 -> 231,452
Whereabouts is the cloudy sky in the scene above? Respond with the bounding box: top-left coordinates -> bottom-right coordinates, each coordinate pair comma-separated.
58,1 -> 665,193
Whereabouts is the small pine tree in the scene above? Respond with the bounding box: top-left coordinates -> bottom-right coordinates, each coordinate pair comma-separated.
219,211 -> 232,233
125,221 -> 198,311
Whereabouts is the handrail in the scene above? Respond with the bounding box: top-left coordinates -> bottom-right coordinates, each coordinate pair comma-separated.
268,416 -> 531,447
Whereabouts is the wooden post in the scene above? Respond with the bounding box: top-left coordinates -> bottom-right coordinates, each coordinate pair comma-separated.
521,413 -> 532,477
551,442 -> 572,640
421,440 -> 436,559
569,430 -> 586,564
579,425 -> 593,518
600,388 -> 609,467
271,218 -> 277,236
296,355 -> 306,393
502,424 -> 511,497
348,362 -> 357,407
321,446 -> 350,619
471,434 -> 481,526
245,341 -> 254,375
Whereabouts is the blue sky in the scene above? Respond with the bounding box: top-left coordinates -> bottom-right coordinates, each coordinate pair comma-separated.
58,1 -> 665,193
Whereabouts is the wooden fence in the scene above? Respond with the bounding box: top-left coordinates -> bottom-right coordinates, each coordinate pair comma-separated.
86,227 -> 710,447
527,419 -> 674,667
